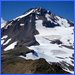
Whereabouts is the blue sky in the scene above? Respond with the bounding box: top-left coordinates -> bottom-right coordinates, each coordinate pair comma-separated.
1,1 -> 74,22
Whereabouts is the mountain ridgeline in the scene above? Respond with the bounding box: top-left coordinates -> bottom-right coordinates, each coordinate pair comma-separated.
2,8 -> 74,50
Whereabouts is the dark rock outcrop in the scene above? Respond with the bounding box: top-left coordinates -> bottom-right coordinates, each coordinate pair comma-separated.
2,46 -> 35,61
50,39 -> 62,45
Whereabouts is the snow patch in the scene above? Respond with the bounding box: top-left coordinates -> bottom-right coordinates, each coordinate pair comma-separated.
1,35 -> 8,39
36,15 -> 38,19
20,23 -> 24,26
29,19 -> 32,22
4,41 -> 17,51
13,9 -> 34,20
45,14 -> 57,25
45,14 -> 52,21
1,18 -> 6,28
55,16 -> 70,27
3,38 -> 11,45
1,40 -> 5,45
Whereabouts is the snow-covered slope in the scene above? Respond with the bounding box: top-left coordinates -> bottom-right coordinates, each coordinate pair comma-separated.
1,18 -> 7,28
20,20 -> 74,73
1,8 -> 74,74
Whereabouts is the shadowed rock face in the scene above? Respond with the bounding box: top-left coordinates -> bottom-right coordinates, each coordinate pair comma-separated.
61,45 -> 74,49
43,21 -> 60,28
2,13 -> 39,50
2,57 -> 70,74
50,39 -> 62,45
2,46 -> 35,61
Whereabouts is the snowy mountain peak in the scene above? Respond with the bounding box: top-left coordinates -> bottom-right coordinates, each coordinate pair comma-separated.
11,8 -> 73,28
13,8 -> 49,20
1,8 -> 74,73
23,7 -> 49,14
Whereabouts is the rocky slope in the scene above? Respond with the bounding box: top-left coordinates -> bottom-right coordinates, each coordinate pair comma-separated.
2,56 -> 70,74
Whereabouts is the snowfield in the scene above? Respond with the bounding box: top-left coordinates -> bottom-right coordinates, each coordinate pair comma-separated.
20,20 -> 74,73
